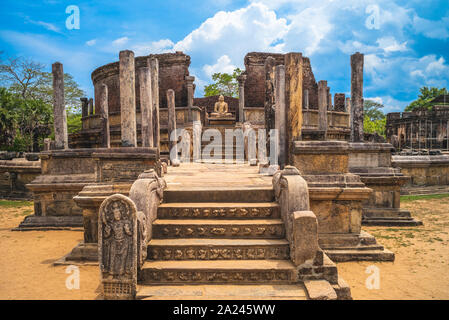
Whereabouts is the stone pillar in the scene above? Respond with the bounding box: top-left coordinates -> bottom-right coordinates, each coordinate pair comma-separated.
119,50 -> 137,147
167,89 -> 178,164
264,57 -> 276,133
351,52 -> 364,142
185,76 -> 195,122
80,98 -> 88,118
304,89 -> 309,110
98,84 -> 110,148
52,62 -> 68,150
275,65 -> 287,169
237,74 -> 246,123
318,80 -> 328,134
327,89 -> 332,110
149,57 -> 160,149
88,98 -> 94,115
138,67 -> 154,148
193,120 -> 202,162
284,53 -> 303,165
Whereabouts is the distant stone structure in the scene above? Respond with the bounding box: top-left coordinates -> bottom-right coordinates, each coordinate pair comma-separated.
386,95 -> 449,151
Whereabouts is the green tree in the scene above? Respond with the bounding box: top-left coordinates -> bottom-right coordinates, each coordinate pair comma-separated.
0,54 -> 86,151
0,87 -> 19,149
204,68 -> 242,98
363,99 -> 386,137
405,86 -> 448,111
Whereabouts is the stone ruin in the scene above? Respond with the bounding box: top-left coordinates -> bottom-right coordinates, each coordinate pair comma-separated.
3,48 -> 428,299
386,95 -> 449,195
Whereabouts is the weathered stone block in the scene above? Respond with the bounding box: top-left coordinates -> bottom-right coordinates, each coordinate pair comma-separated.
292,211 -> 318,266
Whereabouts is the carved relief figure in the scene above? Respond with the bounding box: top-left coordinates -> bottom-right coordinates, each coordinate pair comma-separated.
101,198 -> 134,279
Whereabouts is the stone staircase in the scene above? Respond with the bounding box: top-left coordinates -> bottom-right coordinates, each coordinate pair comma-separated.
136,187 -> 309,298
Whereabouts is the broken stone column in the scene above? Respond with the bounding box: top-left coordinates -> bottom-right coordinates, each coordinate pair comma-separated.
99,194 -> 137,300
80,98 -> 88,118
318,80 -> 328,134
284,53 -> 303,165
52,62 -> 68,150
98,84 -> 110,148
149,57 -> 160,149
167,89 -> 179,165
185,76 -> 195,122
138,67 -> 154,148
237,74 -> 246,123
119,50 -> 137,147
327,88 -> 332,110
351,52 -> 364,142
275,65 -> 287,168
88,98 -> 94,115
193,120 -> 202,162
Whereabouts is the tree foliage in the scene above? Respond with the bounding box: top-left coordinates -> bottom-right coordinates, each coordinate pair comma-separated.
204,68 -> 242,98
363,99 -> 386,137
0,54 -> 85,152
405,86 -> 448,111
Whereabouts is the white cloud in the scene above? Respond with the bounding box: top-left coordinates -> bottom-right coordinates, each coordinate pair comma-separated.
173,3 -> 288,63
203,55 -> 237,77
283,6 -> 332,55
112,37 -> 129,46
86,39 -> 97,46
376,37 -> 407,53
132,39 -> 174,56
413,15 -> 449,40
25,17 -> 61,33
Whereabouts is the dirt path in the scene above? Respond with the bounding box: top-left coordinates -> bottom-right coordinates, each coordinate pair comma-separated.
337,196 -> 449,299
0,201 -> 99,300
0,197 -> 448,300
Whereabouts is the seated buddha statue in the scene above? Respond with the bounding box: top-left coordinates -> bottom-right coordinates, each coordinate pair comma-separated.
211,95 -> 232,117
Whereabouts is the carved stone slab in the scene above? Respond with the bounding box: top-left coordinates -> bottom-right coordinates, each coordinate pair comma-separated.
99,194 -> 137,300
157,205 -> 278,219
153,223 -> 285,239
148,246 -> 289,261
142,270 -> 293,284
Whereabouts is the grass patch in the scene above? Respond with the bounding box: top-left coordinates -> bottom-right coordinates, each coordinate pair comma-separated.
401,193 -> 449,202
0,200 -> 33,208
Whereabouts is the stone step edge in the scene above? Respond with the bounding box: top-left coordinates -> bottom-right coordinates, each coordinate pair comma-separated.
135,284 -> 308,300
139,260 -> 296,284
324,248 -> 395,262
153,219 -> 284,225
157,202 -> 279,219
147,239 -> 289,260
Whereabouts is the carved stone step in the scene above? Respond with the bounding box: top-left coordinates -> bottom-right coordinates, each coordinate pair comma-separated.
140,260 -> 297,285
147,239 -> 289,260
164,188 -> 274,203
157,202 -> 280,219
152,219 -> 285,239
136,284 -> 308,300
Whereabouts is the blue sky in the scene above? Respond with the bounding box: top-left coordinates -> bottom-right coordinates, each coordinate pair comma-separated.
1,0 -> 448,112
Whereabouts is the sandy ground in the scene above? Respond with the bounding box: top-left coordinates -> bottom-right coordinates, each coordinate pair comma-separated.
338,196 -> 449,300
0,197 -> 448,300
0,201 -> 99,300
